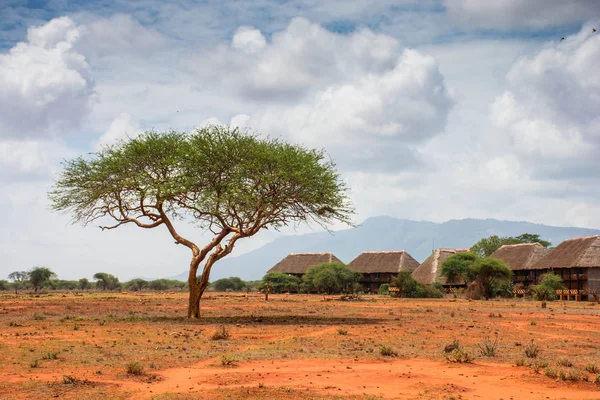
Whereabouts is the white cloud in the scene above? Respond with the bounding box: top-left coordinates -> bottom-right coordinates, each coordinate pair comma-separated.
444,0 -> 600,29
95,112 -> 143,150
0,16 -> 95,139
491,23 -> 600,177
0,140 -> 69,182
232,26 -> 266,53
194,19 -> 452,171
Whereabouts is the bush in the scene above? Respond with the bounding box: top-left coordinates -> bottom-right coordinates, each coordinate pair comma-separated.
477,336 -> 499,357
379,345 -> 398,357
443,340 -> 474,363
212,277 -> 247,292
211,325 -> 230,340
126,360 -> 144,375
556,357 -> 573,367
260,272 -> 300,294
392,271 -> 443,298
524,340 -> 539,358
585,363 -> 599,373
337,328 -> 348,335
531,273 -> 564,301
220,354 -> 238,366
301,262 -> 361,294
378,283 -> 390,295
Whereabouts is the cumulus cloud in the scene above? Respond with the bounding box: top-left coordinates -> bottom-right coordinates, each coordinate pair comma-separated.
491,23 -> 600,178
0,16 -> 95,139
444,0 -> 600,29
201,19 -> 452,171
95,112 -> 143,149
232,26 -> 266,53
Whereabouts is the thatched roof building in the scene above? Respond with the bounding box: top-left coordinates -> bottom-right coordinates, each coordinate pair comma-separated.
489,243 -> 550,271
412,248 -> 469,285
348,251 -> 420,274
267,252 -> 343,276
531,235 -> 600,270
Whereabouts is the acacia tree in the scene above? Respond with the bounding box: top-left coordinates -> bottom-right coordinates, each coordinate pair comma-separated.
28,266 -> 57,292
8,271 -> 29,294
50,126 -> 353,318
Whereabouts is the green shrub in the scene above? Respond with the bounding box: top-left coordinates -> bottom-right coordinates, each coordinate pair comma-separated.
337,328 -> 348,335
378,284 -> 390,295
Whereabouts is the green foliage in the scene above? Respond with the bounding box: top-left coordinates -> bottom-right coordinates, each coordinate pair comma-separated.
147,279 -> 186,291
470,233 -> 552,258
531,273 -> 564,301
260,272 -> 300,293
440,252 -> 478,284
125,278 -> 148,292
301,262 -> 361,294
93,273 -> 120,291
471,258 -> 512,300
47,279 -> 78,290
392,271 -> 443,298
212,277 -> 246,292
49,126 -> 353,317
78,278 -> 91,290
28,266 -> 57,292
0,280 -> 9,291
8,271 -> 28,282
378,283 -> 390,295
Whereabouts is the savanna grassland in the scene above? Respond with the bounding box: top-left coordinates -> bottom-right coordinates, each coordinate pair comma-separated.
0,292 -> 599,400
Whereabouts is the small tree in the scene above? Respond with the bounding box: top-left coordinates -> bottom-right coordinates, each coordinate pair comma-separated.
302,262 -> 361,294
471,258 -> 512,300
470,234 -> 551,258
93,272 -> 120,291
260,272 -> 300,293
28,267 -> 57,292
125,278 -> 148,292
440,252 -> 478,285
391,271 -> 443,298
212,277 -> 246,292
0,280 -> 9,291
531,273 -> 564,301
78,278 -> 91,290
7,271 -> 28,294
50,126 -> 353,318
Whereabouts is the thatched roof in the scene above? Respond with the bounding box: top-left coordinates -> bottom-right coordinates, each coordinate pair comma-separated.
531,235 -> 600,270
267,253 -> 343,275
412,248 -> 469,285
489,243 -> 550,271
347,251 -> 420,274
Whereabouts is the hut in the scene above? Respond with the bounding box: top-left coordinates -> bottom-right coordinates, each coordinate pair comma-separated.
348,251 -> 420,293
529,235 -> 600,301
412,248 -> 469,287
267,252 -> 343,279
489,243 -> 550,293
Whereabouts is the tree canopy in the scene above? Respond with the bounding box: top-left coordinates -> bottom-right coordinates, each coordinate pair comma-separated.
212,277 -> 246,292
93,272 -> 120,291
531,273 -> 564,301
28,267 -> 57,292
440,252 -> 478,285
260,272 -> 300,293
301,262 -> 361,294
391,271 -> 443,298
50,126 -> 353,318
470,233 -> 551,258
441,253 -> 513,299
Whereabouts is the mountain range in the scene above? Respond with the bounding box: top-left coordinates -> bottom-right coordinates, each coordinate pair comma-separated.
168,216 -> 600,281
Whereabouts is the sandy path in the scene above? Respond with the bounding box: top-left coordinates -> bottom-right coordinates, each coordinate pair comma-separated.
113,358 -> 600,399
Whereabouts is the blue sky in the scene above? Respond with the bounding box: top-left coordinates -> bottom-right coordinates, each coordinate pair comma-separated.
1,0 -> 599,280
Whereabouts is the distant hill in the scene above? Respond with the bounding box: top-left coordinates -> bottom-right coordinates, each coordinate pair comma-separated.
168,216 -> 600,281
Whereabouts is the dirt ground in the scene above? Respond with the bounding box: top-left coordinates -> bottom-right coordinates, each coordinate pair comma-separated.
0,292 -> 599,400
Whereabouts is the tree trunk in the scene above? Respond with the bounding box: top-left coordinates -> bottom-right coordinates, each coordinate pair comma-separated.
187,257 -> 210,319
